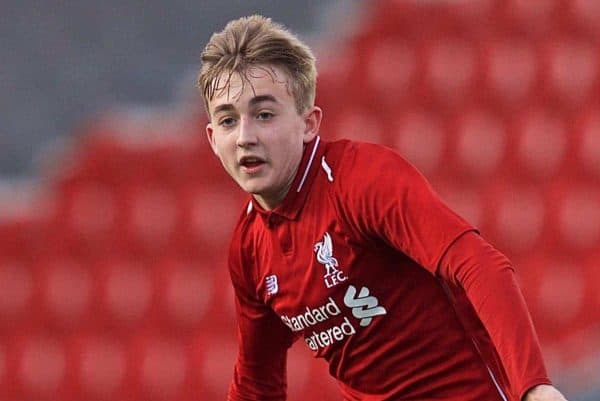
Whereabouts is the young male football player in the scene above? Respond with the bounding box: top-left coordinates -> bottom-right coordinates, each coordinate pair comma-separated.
198,15 -> 569,401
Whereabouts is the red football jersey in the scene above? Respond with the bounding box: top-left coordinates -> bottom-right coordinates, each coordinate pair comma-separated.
227,137 -> 550,401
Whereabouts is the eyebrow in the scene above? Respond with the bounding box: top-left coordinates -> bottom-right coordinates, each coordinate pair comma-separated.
249,94 -> 278,106
213,94 -> 279,115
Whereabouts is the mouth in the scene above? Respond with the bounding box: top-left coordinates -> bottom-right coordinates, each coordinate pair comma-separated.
239,156 -> 266,173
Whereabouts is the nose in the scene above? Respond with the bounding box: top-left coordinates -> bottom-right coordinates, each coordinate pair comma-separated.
236,117 -> 258,148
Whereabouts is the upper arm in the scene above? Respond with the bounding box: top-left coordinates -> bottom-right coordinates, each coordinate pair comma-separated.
337,143 -> 475,273
227,228 -> 294,400
228,286 -> 294,401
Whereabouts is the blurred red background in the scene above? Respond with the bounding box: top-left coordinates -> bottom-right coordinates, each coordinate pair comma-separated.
1,1 -> 599,400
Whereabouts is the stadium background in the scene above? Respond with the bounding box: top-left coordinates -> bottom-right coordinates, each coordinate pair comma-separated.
1,0 -> 599,400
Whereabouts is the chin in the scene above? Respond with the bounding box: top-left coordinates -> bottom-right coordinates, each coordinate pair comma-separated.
238,180 -> 269,196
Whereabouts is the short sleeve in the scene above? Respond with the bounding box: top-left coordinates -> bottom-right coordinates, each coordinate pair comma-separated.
336,142 -> 475,273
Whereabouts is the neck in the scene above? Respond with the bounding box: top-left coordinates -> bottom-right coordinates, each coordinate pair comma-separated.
253,144 -> 307,211
253,168 -> 296,211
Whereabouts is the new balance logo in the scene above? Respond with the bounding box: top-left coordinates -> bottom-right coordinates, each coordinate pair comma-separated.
314,232 -> 347,288
343,285 -> 387,327
265,275 -> 278,295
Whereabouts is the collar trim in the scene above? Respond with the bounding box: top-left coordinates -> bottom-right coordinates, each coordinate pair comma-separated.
296,136 -> 320,193
249,136 -> 325,221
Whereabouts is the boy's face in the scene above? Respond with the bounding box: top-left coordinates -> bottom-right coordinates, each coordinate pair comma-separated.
206,65 -> 321,210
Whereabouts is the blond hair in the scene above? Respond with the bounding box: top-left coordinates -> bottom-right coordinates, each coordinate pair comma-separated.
198,15 -> 317,115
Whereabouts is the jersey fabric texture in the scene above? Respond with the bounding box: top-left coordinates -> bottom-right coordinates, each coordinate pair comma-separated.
227,137 -> 550,401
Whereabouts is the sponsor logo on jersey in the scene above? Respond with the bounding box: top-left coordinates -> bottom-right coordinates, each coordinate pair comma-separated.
343,285 -> 387,327
265,275 -> 279,295
280,285 -> 386,351
304,316 -> 356,351
314,232 -> 348,288
281,297 -> 341,332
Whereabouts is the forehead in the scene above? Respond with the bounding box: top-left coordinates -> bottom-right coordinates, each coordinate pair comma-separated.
208,65 -> 293,111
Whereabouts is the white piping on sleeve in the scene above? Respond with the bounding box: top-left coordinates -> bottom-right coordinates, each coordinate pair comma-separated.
471,339 -> 509,401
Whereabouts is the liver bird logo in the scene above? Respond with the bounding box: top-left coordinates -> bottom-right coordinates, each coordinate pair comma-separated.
314,232 -> 339,276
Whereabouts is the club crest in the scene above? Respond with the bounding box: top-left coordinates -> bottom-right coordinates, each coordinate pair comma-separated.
314,232 -> 347,288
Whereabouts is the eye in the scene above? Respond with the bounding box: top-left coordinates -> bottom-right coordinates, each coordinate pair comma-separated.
219,117 -> 236,127
257,111 -> 274,121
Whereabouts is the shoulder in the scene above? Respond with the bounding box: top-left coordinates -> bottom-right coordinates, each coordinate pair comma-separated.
326,139 -> 415,173
227,201 -> 268,300
228,199 -> 258,274
323,139 -> 422,192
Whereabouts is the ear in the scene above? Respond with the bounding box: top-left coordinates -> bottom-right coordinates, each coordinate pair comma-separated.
206,122 -> 219,156
302,106 -> 323,144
